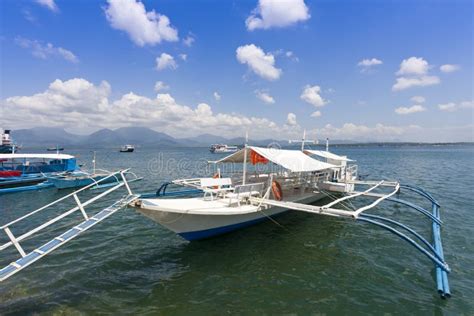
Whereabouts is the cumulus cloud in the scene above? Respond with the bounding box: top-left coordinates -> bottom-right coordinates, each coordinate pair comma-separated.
287,113 -> 297,126
236,44 -> 282,81
395,105 -> 426,115
392,57 -> 440,91
15,37 -> 78,63
392,76 -> 440,91
311,111 -> 321,118
438,101 -> 473,112
300,85 -> 327,107
312,123 -> 422,142
396,57 -> 429,75
255,90 -> 275,104
156,53 -> 177,71
440,64 -> 460,73
35,0 -> 58,12
179,53 -> 187,61
410,96 -> 426,103
105,0 -> 178,46
357,58 -> 382,73
246,0 -> 310,31
154,81 -> 169,92
213,92 -> 221,101
1,78 -> 285,139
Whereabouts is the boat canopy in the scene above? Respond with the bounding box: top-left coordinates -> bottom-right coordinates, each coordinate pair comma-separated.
210,146 -> 337,172
0,153 -> 75,160
304,150 -> 354,162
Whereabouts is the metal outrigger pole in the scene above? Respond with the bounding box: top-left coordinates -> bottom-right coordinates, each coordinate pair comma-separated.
250,180 -> 451,298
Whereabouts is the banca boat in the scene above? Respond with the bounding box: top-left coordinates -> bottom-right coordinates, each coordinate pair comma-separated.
0,144 -> 451,298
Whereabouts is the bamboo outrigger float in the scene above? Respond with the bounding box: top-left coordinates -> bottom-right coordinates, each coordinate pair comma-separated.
0,140 -> 451,298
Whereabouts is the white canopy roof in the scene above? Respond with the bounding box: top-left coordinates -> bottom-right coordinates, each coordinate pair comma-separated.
304,150 -> 354,162
0,153 -> 75,160
210,146 -> 336,172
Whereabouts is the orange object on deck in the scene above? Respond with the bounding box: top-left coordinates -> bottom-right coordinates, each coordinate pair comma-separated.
250,150 -> 268,165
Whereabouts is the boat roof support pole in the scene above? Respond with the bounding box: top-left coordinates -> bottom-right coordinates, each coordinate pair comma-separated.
242,131 -> 248,185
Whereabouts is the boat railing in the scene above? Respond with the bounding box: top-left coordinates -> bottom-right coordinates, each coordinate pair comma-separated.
344,164 -> 358,181
0,169 -> 138,281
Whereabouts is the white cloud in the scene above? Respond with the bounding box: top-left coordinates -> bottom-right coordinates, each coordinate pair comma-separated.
285,51 -> 299,62
179,53 -> 187,61
460,101 -> 474,109
396,57 -> 429,76
357,58 -> 382,73
104,0 -> 178,46
154,81 -> 169,92
438,101 -> 474,112
183,35 -> 195,47
255,90 -> 275,104
312,123 -> 422,142
393,57 -> 440,91
358,58 -> 383,67
1,78 -> 284,139
395,105 -> 426,115
309,123 -> 473,142
311,111 -> 321,118
438,103 -> 457,112
156,53 -> 177,71
35,0 -> 58,12
410,96 -> 426,103
246,0 -> 310,31
440,64 -> 460,73
287,113 -> 297,126
392,75 -> 440,91
213,92 -> 221,101
15,37 -> 78,63
236,44 -> 282,81
23,9 -> 37,23
2,80 -> 471,142
300,85 -> 327,107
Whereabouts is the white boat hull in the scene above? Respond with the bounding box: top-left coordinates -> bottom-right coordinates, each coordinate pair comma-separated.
137,192 -> 325,241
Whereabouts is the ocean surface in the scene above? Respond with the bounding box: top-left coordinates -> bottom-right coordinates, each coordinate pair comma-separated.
1,144 -> 473,315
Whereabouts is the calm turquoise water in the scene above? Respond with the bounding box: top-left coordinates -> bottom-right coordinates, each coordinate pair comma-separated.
1,145 -> 473,315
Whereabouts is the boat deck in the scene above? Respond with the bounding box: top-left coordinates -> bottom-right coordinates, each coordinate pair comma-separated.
140,197 -> 259,215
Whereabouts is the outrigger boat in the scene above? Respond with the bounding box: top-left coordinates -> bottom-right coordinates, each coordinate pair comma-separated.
46,152 -> 143,189
0,137 -> 451,298
0,153 -> 79,194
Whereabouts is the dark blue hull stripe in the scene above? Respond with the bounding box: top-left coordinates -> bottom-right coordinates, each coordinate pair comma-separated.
178,211 -> 287,241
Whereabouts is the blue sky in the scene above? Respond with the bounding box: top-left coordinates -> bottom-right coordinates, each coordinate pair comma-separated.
0,0 -> 472,141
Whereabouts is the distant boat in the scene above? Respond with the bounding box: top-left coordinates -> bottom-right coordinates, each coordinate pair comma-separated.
210,144 -> 239,153
120,145 -> 135,152
47,146 -> 64,151
0,129 -> 17,153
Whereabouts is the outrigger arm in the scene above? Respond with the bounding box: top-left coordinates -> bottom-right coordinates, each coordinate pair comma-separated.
250,180 -> 451,298
0,169 -> 139,282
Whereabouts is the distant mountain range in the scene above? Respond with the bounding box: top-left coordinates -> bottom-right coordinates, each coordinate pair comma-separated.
10,127 -> 318,148
8,127 -> 471,149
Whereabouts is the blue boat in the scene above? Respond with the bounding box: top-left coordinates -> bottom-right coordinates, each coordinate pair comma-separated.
0,153 -> 78,194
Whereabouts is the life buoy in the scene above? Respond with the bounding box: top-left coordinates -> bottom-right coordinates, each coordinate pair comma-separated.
272,180 -> 283,201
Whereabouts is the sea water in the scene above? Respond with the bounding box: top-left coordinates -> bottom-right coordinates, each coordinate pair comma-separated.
1,144 -> 473,314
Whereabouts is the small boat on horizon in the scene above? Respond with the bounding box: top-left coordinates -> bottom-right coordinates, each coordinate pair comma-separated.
120,144 -> 135,152
209,144 -> 239,153
47,146 -> 64,152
